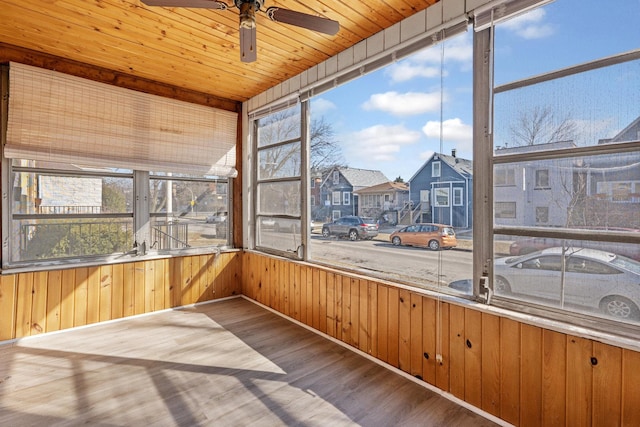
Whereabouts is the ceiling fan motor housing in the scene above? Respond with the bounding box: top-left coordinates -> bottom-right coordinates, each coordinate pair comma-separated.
236,0 -> 264,29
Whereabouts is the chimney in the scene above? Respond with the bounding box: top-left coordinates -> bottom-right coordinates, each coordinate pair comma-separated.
451,148 -> 457,158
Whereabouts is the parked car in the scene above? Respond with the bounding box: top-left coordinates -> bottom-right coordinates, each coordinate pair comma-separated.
509,228 -> 640,261
321,216 -> 378,240
389,223 -> 457,250
206,212 -> 227,224
493,247 -> 640,320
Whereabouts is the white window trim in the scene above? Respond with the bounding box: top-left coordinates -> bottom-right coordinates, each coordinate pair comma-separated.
343,192 -> 351,205
453,188 -> 463,206
332,191 -> 341,205
432,161 -> 441,178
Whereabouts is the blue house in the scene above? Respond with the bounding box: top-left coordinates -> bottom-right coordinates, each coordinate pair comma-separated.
317,167 -> 388,222
406,151 -> 473,229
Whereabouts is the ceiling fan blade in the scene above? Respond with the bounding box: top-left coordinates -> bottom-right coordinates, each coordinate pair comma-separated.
141,0 -> 228,9
265,7 -> 339,35
239,26 -> 257,63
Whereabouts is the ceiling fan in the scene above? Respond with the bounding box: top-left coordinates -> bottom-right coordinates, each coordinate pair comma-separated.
141,0 -> 340,62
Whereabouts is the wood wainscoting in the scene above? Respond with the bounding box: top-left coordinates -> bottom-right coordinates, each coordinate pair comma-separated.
242,251 -> 640,427
0,251 -> 241,342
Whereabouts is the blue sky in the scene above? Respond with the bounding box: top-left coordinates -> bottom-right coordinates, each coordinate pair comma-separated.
310,0 -> 640,182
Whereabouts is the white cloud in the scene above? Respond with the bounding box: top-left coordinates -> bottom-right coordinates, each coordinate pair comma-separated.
501,8 -> 554,39
422,118 -> 473,152
362,91 -> 444,116
310,98 -> 336,115
386,63 -> 441,82
346,124 -> 421,162
386,32 -> 473,82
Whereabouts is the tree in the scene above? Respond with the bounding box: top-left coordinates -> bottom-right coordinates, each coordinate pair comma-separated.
258,109 -> 345,179
394,176 -> 404,183
510,106 -> 577,146
310,116 -> 344,170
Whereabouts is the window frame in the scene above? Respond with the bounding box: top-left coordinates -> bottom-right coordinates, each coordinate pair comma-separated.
332,191 -> 341,205
432,161 -> 441,178
453,187 -> 464,206
2,161 -> 231,270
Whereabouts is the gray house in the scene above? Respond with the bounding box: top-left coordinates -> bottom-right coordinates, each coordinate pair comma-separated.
494,141 -> 577,228
317,167 -> 388,221
494,115 -> 640,230
406,151 -> 473,228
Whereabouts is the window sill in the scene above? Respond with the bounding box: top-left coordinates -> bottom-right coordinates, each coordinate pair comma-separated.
1,247 -> 239,275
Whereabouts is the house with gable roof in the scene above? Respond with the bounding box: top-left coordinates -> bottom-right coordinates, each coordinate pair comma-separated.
316,167 -> 388,222
353,181 -> 409,224
405,150 -> 473,228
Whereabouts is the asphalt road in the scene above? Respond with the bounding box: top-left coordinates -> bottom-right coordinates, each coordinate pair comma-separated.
309,233 -> 474,289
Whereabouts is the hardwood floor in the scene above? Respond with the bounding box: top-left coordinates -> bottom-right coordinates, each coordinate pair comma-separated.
0,297 -> 500,426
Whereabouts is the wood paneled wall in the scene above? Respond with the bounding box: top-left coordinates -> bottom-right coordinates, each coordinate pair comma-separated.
242,251 -> 640,427
0,252 -> 241,342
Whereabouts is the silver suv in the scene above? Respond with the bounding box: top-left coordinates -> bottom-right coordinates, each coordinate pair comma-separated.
321,216 -> 379,240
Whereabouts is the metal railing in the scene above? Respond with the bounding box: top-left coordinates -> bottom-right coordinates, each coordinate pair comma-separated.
19,220 -> 191,260
152,221 -> 190,249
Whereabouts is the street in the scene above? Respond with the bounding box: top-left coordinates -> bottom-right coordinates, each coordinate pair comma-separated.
309,234 -> 473,290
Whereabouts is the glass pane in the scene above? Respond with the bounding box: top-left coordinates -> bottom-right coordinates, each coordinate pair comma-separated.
494,233 -> 640,323
258,141 -> 301,180
494,151 -> 640,229
256,216 -> 303,254
493,0 -> 640,86
257,181 -> 301,216
11,218 -> 133,262
494,58 -> 640,151
257,104 -> 301,148
150,178 -> 228,248
308,29 -> 474,294
11,171 -> 133,215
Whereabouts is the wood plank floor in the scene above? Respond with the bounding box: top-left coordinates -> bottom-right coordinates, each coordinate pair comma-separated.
0,297 -> 500,426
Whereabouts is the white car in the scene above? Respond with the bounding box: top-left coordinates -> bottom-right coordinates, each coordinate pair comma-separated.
494,247 -> 640,320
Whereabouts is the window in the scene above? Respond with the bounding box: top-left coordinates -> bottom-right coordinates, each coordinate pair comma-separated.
495,202 -> 516,219
3,64 -> 234,269
254,105 -> 303,254
597,181 -> 640,202
343,192 -> 350,205
535,169 -> 550,189
433,188 -> 450,207
302,26 -> 473,292
491,0 -> 640,328
535,206 -> 549,223
5,162 -> 230,268
432,161 -> 441,177
495,167 -> 516,186
453,188 -> 463,206
311,195 -> 316,206
332,191 -> 341,205
333,170 -> 340,184
150,173 -> 229,250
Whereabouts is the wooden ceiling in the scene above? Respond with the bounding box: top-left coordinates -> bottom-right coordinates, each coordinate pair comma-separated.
0,0 -> 439,105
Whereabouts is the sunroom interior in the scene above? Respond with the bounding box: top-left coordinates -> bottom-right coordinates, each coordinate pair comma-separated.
1,0 -> 640,425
